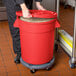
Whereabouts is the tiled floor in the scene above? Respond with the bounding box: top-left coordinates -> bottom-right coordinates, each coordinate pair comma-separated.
0,5 -> 76,76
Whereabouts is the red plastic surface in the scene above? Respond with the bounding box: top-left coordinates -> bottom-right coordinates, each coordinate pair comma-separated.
14,10 -> 60,65
16,10 -> 57,18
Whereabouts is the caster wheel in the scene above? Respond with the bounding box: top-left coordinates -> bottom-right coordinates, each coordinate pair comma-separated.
14,58 -> 20,64
14,55 -> 21,64
70,63 -> 75,69
46,68 -> 50,71
30,69 -> 36,73
69,60 -> 75,69
55,44 -> 58,51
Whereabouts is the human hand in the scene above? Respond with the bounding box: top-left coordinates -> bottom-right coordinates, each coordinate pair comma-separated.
20,3 -> 32,18
22,9 -> 32,18
36,2 -> 46,10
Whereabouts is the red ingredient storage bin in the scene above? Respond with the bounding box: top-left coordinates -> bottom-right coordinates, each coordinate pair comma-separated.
14,10 -> 60,65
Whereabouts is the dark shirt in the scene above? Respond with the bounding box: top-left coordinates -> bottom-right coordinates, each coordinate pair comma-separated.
2,0 -> 42,18
16,0 -> 42,5
3,0 -> 42,10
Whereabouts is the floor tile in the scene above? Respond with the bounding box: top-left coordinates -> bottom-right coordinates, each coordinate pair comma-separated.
0,72 -> 7,76
6,65 -> 18,72
8,71 -> 20,76
17,64 -> 26,71
0,59 -> 4,67
20,70 -> 34,76
59,71 -> 73,76
0,67 -> 6,73
1,49 -> 12,56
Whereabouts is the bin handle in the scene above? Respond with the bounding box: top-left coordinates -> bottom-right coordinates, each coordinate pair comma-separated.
14,16 -> 20,28
14,17 -> 60,28
55,20 -> 60,28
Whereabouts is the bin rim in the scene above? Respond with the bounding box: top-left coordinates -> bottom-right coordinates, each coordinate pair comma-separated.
19,18 -> 57,25
16,10 -> 57,19
14,10 -> 60,28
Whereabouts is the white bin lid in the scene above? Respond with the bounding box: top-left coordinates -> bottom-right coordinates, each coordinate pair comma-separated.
20,17 -> 54,23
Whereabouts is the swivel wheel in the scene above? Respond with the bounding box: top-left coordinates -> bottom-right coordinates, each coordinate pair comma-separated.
30,69 -> 36,73
46,68 -> 51,71
69,60 -> 75,69
14,58 -> 20,64
70,63 -> 75,69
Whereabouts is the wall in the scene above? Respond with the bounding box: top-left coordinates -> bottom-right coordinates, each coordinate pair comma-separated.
0,0 -> 8,20
33,0 -> 56,11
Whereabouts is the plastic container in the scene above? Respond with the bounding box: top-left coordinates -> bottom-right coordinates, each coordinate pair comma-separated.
14,10 -> 60,65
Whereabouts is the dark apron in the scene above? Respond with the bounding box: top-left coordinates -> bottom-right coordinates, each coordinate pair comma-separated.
3,0 -> 33,54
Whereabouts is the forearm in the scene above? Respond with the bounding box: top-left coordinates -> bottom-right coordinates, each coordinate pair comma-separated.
35,0 -> 45,10
35,0 -> 42,5
20,3 -> 28,10
15,0 -> 28,11
35,0 -> 42,7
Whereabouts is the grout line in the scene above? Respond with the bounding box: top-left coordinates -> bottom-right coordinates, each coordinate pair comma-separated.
63,63 -> 74,76
0,48 -> 8,76
0,68 -> 27,73
1,25 -> 21,76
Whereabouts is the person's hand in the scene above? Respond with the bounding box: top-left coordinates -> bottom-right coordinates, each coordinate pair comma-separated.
36,2 -> 46,10
20,3 -> 32,18
22,9 -> 32,18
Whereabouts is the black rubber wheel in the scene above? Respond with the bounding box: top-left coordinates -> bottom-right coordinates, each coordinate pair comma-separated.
69,60 -> 75,69
70,63 -> 75,69
46,68 -> 51,71
14,58 -> 20,64
55,44 -> 58,51
30,69 -> 36,73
